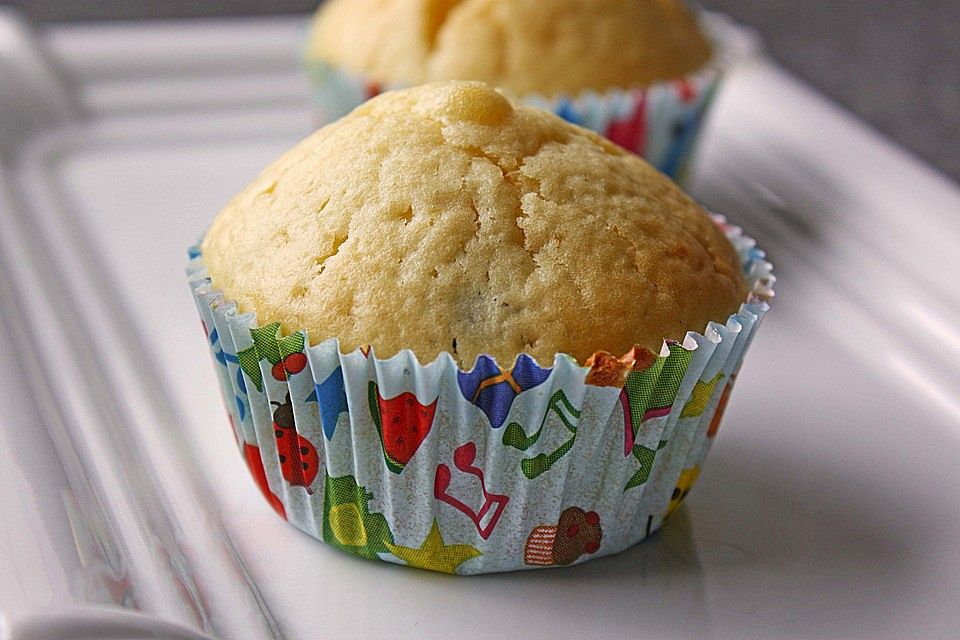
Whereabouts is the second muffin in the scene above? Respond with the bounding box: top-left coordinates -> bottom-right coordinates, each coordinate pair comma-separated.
304,0 -> 731,178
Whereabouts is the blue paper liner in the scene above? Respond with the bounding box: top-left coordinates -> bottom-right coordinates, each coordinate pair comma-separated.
187,214 -> 773,574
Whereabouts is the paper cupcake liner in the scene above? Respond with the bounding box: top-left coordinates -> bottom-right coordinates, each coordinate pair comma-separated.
303,13 -> 752,180
186,215 -> 773,575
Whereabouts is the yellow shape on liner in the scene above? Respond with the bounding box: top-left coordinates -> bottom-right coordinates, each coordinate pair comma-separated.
329,502 -> 367,547
386,520 -> 481,574
680,372 -> 724,419
665,466 -> 702,520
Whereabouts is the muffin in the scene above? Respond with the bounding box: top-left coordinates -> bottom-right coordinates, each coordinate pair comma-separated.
304,0 -> 731,179
189,81 -> 773,574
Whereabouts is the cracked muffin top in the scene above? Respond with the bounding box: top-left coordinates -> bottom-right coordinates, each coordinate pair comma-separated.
201,81 -> 745,366
305,0 -> 712,97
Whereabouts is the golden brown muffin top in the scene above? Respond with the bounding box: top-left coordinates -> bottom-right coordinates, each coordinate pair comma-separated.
201,81 -> 745,366
306,0 -> 712,97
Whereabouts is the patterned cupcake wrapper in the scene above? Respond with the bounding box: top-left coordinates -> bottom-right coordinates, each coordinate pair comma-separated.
186,214 -> 773,575
303,13 -> 754,180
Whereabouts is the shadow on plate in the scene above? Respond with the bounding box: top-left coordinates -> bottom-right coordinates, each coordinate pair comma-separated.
690,140 -> 850,247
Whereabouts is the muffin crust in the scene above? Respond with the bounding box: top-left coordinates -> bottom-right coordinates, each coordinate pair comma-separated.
202,81 -> 745,366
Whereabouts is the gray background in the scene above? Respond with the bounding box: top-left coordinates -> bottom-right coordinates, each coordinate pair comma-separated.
2,0 -> 957,182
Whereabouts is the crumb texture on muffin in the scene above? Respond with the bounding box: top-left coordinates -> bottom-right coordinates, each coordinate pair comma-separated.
201,81 -> 745,366
307,0 -> 712,96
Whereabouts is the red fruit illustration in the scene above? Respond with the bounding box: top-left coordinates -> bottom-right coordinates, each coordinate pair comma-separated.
283,352 -> 307,375
369,382 -> 437,473
238,324 -> 307,390
271,393 -> 320,492
271,352 -> 308,380
243,442 -> 286,519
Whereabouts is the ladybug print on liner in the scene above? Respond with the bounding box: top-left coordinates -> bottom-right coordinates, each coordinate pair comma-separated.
271,392 -> 320,493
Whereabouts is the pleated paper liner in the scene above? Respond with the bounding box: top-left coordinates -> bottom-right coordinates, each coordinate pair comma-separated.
303,13 -> 755,180
186,215 -> 773,575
